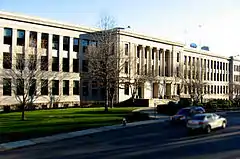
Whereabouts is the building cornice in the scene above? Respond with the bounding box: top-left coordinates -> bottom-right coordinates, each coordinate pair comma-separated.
0,10 -> 100,33
118,29 -> 184,47
184,47 -> 230,60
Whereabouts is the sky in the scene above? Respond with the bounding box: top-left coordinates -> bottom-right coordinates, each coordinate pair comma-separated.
1,0 -> 240,56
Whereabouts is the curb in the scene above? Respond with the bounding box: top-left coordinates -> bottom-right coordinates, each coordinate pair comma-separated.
0,119 -> 166,152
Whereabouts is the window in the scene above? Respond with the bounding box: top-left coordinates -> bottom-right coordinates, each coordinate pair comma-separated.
125,43 -> 129,55
4,28 -> 12,45
41,80 -> 48,95
92,81 -> 98,97
62,58 -> 69,72
188,56 -> 191,66
63,36 -> 69,51
137,46 -> 140,58
41,56 -> 48,71
73,59 -> 79,73
52,80 -> 59,95
82,81 -> 88,96
145,47 -> 147,58
73,38 -> 79,52
177,53 -> 180,62
52,35 -> 59,50
3,52 -> 11,69
124,83 -> 129,95
176,67 -> 179,77
73,80 -> 79,95
82,39 -> 89,53
16,54 -> 25,70
82,60 -> 88,72
41,33 -> 48,49
184,56 -> 187,65
17,30 -> 25,46
3,78 -> 11,96
52,57 -> 59,71
159,65 -> 161,76
29,31 -> 37,47
28,55 -> 36,70
145,64 -> 147,75
63,80 -> 69,95
152,50 -> 154,60
17,79 -> 24,95
214,61 -> 216,69
152,65 -> 154,75
125,62 -> 128,74
29,79 -> 36,96
137,63 -> 140,75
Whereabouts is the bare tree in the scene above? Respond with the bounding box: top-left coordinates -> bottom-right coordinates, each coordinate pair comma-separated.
82,16 -> 126,111
120,56 -> 157,103
1,39 -> 74,120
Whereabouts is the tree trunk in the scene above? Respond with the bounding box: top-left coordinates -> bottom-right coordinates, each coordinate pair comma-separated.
21,103 -> 25,121
105,88 -> 109,112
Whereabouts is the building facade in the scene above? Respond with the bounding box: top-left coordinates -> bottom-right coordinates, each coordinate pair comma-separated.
0,11 -> 239,108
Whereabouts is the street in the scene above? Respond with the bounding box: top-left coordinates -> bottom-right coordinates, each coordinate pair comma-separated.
1,113 -> 240,159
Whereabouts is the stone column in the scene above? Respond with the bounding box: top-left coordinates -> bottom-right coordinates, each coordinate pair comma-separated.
59,36 -> 63,97
162,49 -> 165,76
48,34 -> 53,71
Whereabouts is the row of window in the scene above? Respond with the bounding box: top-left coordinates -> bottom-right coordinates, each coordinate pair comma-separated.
184,55 -> 228,71
3,52 -> 81,73
3,79 -> 80,96
183,85 -> 229,95
3,28 -> 84,52
234,65 -> 240,72
136,45 -> 167,60
184,69 -> 229,82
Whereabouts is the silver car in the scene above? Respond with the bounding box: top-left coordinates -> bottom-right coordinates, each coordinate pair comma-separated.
186,113 -> 227,133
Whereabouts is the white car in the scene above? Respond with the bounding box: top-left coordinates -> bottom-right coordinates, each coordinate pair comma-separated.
186,113 -> 227,134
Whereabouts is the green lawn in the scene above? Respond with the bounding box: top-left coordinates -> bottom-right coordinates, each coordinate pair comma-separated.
0,107 -> 137,143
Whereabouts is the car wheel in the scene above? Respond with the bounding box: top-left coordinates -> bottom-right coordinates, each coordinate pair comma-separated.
205,125 -> 211,134
222,121 -> 226,129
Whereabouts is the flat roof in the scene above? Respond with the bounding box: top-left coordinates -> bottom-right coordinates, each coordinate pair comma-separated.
0,10 -> 100,33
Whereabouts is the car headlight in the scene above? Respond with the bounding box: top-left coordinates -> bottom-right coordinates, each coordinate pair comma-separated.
180,116 -> 186,120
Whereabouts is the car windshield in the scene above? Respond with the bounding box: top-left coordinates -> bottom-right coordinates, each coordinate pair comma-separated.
177,109 -> 190,115
191,115 -> 205,120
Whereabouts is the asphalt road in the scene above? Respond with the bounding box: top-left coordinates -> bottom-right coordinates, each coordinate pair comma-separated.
1,113 -> 240,159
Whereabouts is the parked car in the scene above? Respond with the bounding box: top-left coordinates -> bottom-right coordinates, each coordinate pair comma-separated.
170,106 -> 205,124
186,113 -> 227,134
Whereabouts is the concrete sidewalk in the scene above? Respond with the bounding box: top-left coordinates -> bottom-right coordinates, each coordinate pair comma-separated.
0,118 -> 167,152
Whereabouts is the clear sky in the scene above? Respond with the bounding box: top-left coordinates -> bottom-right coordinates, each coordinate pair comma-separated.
1,0 -> 240,56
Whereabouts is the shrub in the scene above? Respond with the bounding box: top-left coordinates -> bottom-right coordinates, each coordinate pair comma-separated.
125,112 -> 150,122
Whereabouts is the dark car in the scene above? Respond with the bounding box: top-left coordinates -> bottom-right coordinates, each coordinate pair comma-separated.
170,106 -> 205,124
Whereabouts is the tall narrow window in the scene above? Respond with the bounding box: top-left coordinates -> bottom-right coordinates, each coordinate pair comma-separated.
41,80 -> 48,95
63,80 -> 69,95
3,78 -> 11,96
82,81 -> 89,96
125,43 -> 129,55
73,59 -> 79,73
4,28 -> 12,45
16,54 -> 25,70
73,80 -> 79,95
62,58 -> 69,72
52,80 -> 59,95
41,33 -> 48,49
17,79 -> 24,95
124,83 -> 129,95
52,57 -> 59,72
177,53 -> 180,62
73,38 -> 79,52
82,39 -> 89,53
52,35 -> 59,50
17,30 -> 25,46
41,56 -> 48,71
125,62 -> 128,74
137,63 -> 140,75
82,60 -> 88,72
29,31 -> 37,47
29,79 -> 36,96
3,52 -> 11,69
63,36 -> 69,51
28,55 -> 36,70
